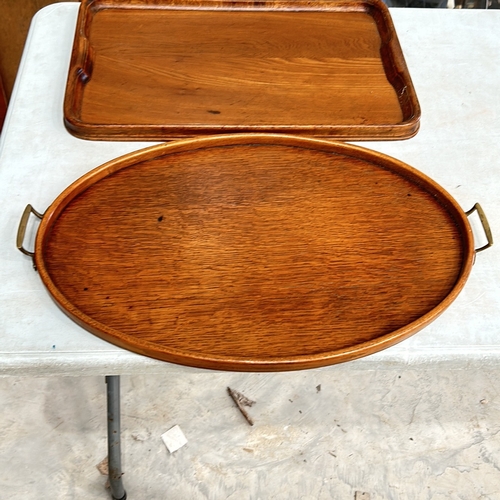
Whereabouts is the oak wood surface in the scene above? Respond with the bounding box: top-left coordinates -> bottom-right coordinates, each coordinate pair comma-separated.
0,0 -> 79,101
64,0 -> 420,141
0,75 -> 7,130
34,134 -> 473,371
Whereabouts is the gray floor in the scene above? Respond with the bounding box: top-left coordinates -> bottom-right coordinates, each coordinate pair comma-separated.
1,367 -> 500,499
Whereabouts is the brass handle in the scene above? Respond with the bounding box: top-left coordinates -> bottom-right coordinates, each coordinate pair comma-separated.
466,203 -> 493,253
16,204 -> 43,258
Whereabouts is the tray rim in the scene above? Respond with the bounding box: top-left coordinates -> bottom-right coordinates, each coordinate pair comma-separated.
34,133 -> 473,371
63,0 -> 421,142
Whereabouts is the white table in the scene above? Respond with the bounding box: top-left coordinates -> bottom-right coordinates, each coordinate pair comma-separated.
1,4 -> 500,497
1,3 -> 499,376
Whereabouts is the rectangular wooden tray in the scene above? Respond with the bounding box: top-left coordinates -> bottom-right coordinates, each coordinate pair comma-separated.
64,0 -> 421,141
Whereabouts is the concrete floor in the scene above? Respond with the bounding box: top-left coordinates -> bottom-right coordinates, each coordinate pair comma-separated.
1,367 -> 500,499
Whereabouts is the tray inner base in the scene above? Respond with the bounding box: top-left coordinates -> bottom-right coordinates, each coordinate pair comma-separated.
43,144 -> 464,361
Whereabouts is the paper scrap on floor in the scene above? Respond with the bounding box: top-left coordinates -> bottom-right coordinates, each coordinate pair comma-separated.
161,425 -> 188,453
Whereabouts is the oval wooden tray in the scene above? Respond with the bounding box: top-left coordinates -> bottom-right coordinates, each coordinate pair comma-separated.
28,134 -> 482,371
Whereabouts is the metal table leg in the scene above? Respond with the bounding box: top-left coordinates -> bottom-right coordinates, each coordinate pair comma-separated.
106,376 -> 127,500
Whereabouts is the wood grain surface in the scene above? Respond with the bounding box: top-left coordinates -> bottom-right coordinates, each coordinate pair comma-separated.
64,0 -> 420,141
0,0 -> 79,101
33,134 -> 473,371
